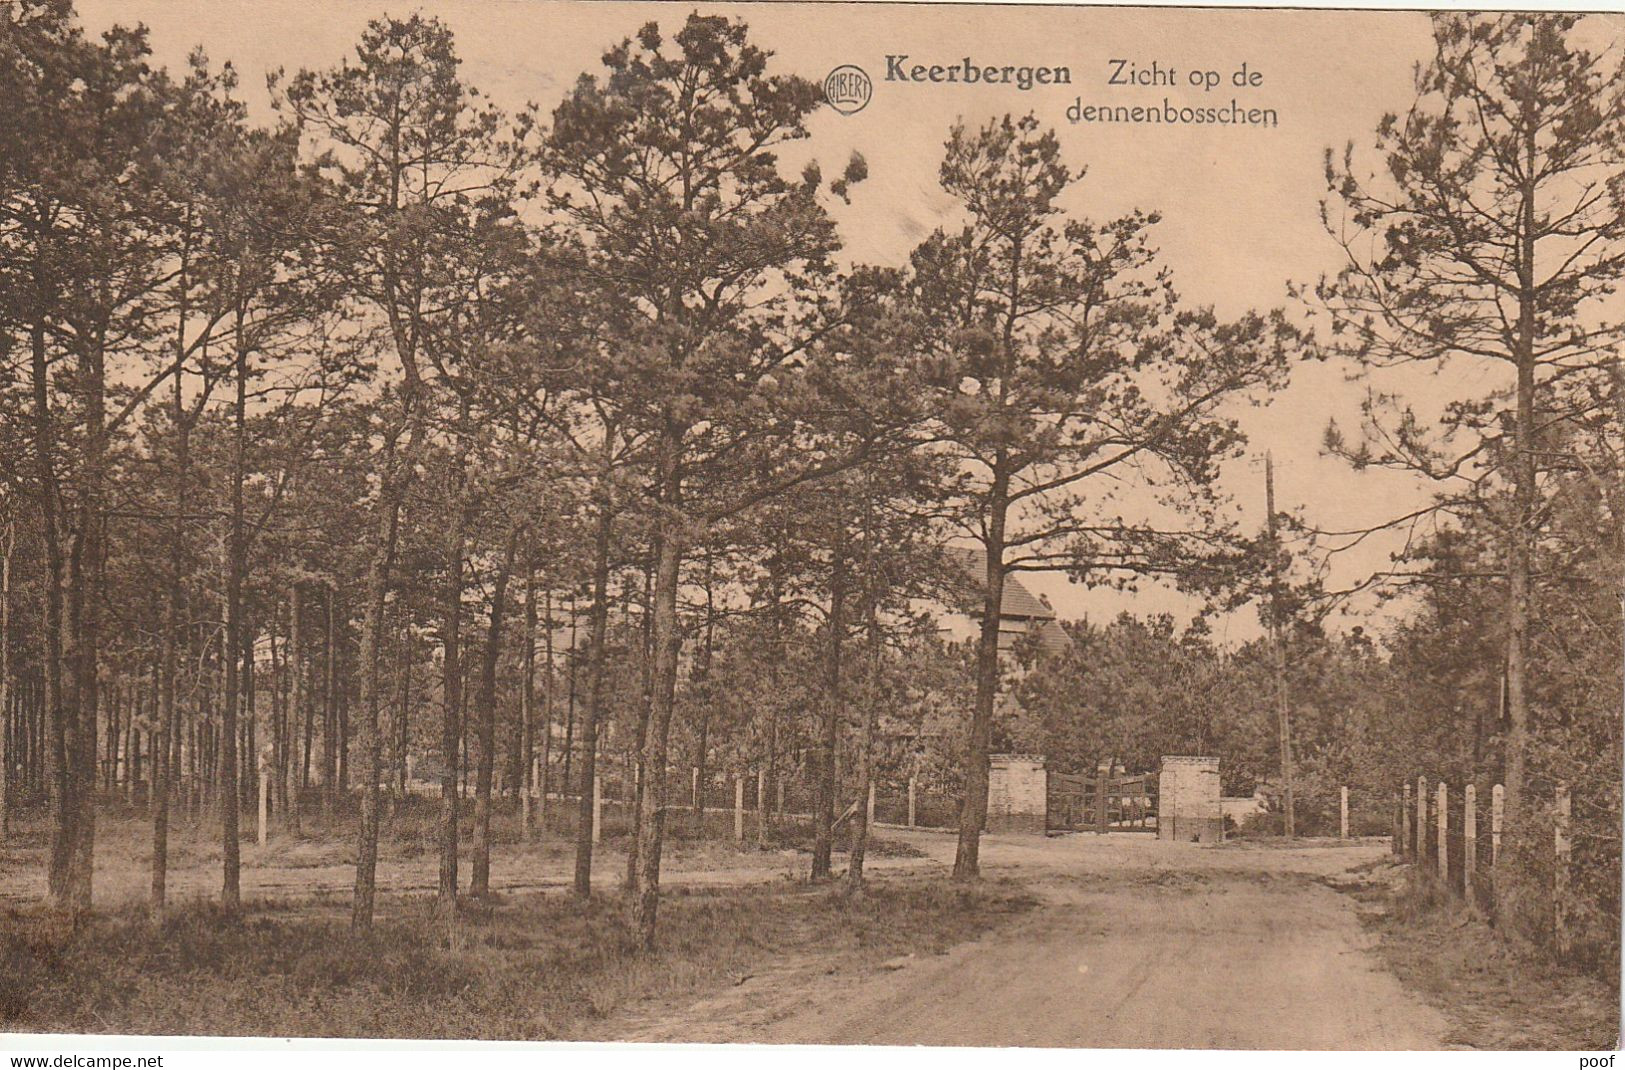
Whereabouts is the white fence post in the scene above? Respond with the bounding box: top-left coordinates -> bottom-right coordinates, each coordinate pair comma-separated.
1491,783 -> 1504,868
534,757 -> 545,829
755,768 -> 766,845
1416,776 -> 1428,865
1339,785 -> 1348,840
908,776 -> 917,828
1555,783 -> 1572,959
734,775 -> 745,841
1464,783 -> 1477,904
591,771 -> 602,844
521,773 -> 532,838
1402,781 -> 1413,859
1436,781 -> 1448,883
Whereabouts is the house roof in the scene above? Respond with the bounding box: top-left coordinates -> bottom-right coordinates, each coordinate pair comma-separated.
940,545 -> 1074,658
1029,618 -> 1073,657
946,545 -> 1055,621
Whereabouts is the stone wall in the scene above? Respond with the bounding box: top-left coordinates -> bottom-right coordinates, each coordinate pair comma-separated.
1221,795 -> 1264,827
987,753 -> 1046,835
1158,755 -> 1223,843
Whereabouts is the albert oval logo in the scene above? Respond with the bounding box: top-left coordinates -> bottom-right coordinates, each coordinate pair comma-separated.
823,65 -> 872,115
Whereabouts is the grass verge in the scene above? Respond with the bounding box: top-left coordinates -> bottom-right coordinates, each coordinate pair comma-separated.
1,875 -> 1034,1040
1347,863 -> 1618,1050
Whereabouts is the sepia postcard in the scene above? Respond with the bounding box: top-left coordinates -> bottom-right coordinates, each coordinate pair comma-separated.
0,0 -> 1620,1062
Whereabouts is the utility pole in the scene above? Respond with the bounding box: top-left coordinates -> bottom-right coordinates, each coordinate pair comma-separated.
1,519 -> 10,838
1266,454 -> 1296,838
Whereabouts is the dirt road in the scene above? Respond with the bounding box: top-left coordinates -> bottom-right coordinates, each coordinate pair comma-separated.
605,829 -> 1453,1050
2,816 -> 1453,1048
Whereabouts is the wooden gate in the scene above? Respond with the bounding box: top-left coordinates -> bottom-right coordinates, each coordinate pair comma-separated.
1047,770 -> 1157,832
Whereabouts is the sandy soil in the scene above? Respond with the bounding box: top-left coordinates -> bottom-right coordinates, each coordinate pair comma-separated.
596,829 -> 1456,1050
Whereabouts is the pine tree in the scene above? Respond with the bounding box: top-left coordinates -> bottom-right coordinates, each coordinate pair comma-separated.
909,114 -> 1293,877
1314,13 -> 1625,819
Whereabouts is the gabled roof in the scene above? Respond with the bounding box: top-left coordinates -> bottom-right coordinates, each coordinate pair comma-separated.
1029,618 -> 1074,657
945,545 -> 1055,621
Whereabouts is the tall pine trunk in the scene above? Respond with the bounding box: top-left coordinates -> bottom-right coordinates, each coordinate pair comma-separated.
219,312 -> 251,916
322,588 -> 337,813
573,459 -> 614,898
631,432 -> 683,948
395,616 -> 411,801
351,365 -> 424,929
1503,93 -> 1540,821
58,328 -> 107,915
540,588 -> 555,829
299,586 -> 314,809
437,503 -> 465,912
848,495 -> 880,894
624,553 -> 653,892
471,531 -> 517,897
288,583 -> 304,834
351,475 -> 402,930
812,523 -> 847,881
954,469 -> 1009,880
32,260 -> 70,909
517,555 -> 535,830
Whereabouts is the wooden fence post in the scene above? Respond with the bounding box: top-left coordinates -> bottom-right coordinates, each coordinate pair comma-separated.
908,775 -> 917,828
1491,783 -> 1504,868
1555,783 -> 1572,960
1402,781 -> 1413,859
1393,790 -> 1403,855
521,770 -> 532,838
542,751 -> 555,826
1339,786 -> 1349,840
591,771 -> 602,844
866,781 -> 876,827
1416,776 -> 1428,865
1464,783 -> 1477,904
734,775 -> 745,841
755,768 -> 766,845
1436,781 -> 1448,883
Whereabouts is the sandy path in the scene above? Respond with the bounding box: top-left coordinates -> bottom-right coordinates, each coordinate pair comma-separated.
604,830 -> 1453,1050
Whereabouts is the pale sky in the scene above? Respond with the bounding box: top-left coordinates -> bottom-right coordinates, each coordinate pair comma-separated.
73,0 -> 1567,647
